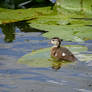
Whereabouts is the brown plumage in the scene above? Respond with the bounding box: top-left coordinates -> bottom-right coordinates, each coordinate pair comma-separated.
50,37 -> 77,62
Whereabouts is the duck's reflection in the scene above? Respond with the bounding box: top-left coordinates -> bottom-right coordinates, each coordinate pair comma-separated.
49,58 -> 72,71
52,61 -> 62,70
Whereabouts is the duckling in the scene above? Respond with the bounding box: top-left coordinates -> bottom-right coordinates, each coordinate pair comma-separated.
50,37 -> 77,62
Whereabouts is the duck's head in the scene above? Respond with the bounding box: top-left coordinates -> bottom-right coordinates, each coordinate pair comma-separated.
51,37 -> 63,47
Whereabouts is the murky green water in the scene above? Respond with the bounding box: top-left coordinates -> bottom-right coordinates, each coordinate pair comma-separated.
0,22 -> 92,92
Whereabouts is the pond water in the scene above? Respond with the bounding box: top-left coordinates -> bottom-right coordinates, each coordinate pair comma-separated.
0,22 -> 92,92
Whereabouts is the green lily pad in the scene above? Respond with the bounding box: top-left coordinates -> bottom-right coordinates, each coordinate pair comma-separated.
31,24 -> 92,42
18,45 -> 88,68
0,5 -> 92,42
56,0 -> 92,15
77,54 -> 92,61
18,48 -> 52,67
65,45 -> 88,53
0,7 -> 53,24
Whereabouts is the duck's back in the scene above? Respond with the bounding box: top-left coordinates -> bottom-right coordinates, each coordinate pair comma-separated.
51,46 -> 77,62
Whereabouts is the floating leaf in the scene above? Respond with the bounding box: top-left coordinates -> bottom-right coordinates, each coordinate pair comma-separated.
18,45 -> 88,68
56,0 -> 92,15
31,24 -> 92,42
77,54 -> 92,61
18,48 -> 52,67
0,7 -> 53,24
65,45 -> 88,53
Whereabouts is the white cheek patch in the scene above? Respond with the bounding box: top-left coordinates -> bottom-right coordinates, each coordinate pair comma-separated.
62,53 -> 66,56
51,40 -> 54,44
51,40 -> 58,45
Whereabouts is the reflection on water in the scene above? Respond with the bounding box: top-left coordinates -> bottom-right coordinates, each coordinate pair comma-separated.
51,61 -> 62,70
49,58 -> 73,71
0,23 -> 15,43
0,21 -> 47,43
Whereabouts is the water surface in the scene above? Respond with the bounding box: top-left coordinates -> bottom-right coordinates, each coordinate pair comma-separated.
0,23 -> 92,92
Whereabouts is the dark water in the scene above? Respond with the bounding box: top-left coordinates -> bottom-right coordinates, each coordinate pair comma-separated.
0,23 -> 92,92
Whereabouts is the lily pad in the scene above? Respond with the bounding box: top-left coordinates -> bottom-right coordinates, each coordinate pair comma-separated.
30,24 -> 92,42
0,7 -> 53,24
77,54 -> 92,61
0,5 -> 92,42
18,45 -> 88,68
18,48 -> 52,67
56,0 -> 92,15
65,45 -> 88,53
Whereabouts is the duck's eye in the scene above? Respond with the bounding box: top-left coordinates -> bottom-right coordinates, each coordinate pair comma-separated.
51,39 -> 55,41
52,39 -> 55,41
